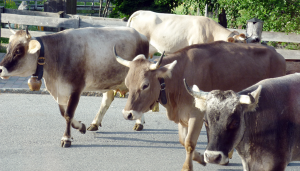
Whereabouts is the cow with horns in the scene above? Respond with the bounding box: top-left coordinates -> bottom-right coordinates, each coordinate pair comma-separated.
113,41 -> 286,170
184,73 -> 300,171
0,24 -> 149,147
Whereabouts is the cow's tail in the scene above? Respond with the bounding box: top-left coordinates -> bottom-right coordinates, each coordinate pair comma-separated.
127,11 -> 142,27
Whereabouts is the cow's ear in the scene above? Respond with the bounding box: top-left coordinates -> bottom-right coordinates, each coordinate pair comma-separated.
28,40 -> 41,54
240,34 -> 246,39
240,85 -> 262,112
156,60 -> 177,78
227,37 -> 234,43
192,85 -> 207,112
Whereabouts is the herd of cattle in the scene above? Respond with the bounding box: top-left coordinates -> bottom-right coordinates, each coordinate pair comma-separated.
0,10 -> 299,171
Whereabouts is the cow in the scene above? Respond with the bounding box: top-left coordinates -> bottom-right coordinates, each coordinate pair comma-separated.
127,10 -> 246,58
113,41 -> 286,170
0,26 -> 149,147
185,73 -> 300,171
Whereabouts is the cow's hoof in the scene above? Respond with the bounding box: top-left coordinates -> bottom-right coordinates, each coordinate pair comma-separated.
133,124 -> 143,131
61,140 -> 72,148
199,154 -> 207,166
79,123 -> 86,134
228,149 -> 234,159
222,161 -> 230,166
87,124 -> 99,131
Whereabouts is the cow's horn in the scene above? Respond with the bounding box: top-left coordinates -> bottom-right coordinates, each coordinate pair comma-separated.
183,79 -> 208,99
25,26 -> 31,39
8,21 -> 16,34
149,51 -> 165,70
113,45 -> 131,67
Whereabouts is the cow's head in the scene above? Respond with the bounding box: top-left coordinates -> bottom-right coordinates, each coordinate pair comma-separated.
0,24 -> 41,79
184,79 -> 262,165
114,46 -> 177,120
227,33 -> 247,43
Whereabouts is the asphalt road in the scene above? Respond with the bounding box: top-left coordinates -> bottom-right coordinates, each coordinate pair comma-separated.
1,93 -> 300,171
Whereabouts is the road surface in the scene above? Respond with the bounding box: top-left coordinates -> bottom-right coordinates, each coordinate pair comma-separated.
1,93 -> 300,171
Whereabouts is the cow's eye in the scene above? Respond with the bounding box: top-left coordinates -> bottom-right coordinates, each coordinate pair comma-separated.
14,48 -> 23,57
229,119 -> 239,129
142,83 -> 149,90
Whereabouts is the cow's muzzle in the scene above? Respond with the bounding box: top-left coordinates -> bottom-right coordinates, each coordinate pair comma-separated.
122,109 -> 142,120
0,66 -> 10,79
204,150 -> 229,165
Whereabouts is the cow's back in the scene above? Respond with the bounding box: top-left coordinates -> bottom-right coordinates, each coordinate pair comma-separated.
175,41 -> 286,92
127,10 -> 228,54
41,27 -> 149,102
238,73 -> 300,164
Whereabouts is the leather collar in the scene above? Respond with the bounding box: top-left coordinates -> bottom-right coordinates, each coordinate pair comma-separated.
32,37 -> 45,80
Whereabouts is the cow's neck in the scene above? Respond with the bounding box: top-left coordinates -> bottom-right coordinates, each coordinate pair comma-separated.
32,37 -> 45,80
35,35 -> 62,98
157,55 -> 187,123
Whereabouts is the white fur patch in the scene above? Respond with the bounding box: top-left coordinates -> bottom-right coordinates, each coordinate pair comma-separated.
122,109 -> 143,120
72,119 -> 82,130
61,136 -> 73,142
133,55 -> 146,61
192,85 -> 200,92
135,114 -> 145,124
195,98 -> 206,112
239,36 -> 245,41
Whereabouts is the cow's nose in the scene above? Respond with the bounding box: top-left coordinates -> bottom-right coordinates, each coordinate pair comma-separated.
127,113 -> 133,120
0,69 -> 2,73
205,153 -> 221,163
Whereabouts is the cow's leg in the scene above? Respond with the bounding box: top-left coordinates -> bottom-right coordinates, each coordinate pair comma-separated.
59,91 -> 83,148
179,123 -> 206,171
180,115 -> 206,171
59,104 -> 86,134
133,114 -> 145,131
87,90 -> 115,131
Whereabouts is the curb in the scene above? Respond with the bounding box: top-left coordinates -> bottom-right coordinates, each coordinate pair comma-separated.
0,88 -> 130,98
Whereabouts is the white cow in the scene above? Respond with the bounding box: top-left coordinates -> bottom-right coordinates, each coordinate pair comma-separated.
127,10 -> 246,58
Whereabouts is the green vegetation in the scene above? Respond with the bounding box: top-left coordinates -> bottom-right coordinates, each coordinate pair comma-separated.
111,0 -> 181,18
180,0 -> 300,34
3,0 -> 18,9
1,38 -> 9,44
267,41 -> 300,50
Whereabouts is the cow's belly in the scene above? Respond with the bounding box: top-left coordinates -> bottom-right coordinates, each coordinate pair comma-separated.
150,39 -> 189,54
83,81 -> 127,93
44,77 -> 72,105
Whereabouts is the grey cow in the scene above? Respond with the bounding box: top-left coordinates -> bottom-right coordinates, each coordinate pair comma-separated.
185,73 -> 300,171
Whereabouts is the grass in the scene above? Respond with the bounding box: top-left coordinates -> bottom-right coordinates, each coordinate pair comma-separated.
267,41 -> 300,50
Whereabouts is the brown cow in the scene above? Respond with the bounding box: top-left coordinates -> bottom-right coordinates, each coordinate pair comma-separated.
114,41 -> 285,170
0,26 -> 149,147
